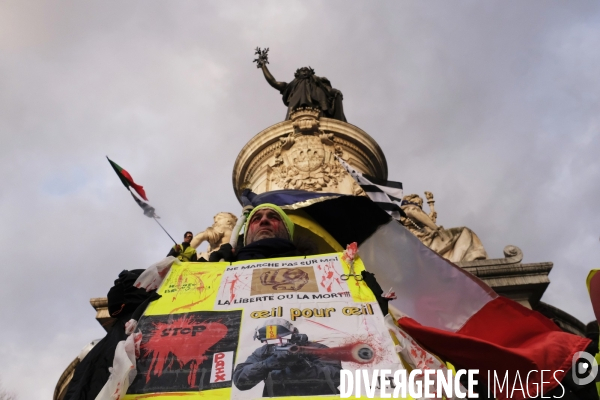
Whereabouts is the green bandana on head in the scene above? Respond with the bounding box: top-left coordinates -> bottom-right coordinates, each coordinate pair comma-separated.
244,203 -> 295,246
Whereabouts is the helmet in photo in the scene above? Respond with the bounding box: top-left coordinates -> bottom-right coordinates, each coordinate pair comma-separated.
254,318 -> 297,342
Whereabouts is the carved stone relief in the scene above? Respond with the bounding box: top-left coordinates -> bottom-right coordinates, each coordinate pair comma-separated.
232,107 -> 388,200
267,108 -> 350,192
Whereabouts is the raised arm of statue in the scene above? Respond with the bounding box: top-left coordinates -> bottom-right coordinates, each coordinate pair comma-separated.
424,191 -> 437,223
402,205 -> 439,231
261,64 -> 287,91
190,212 -> 238,260
190,228 -> 222,249
254,47 -> 286,92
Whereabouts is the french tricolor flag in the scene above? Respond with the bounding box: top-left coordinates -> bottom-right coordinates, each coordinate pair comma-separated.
242,189 -> 591,400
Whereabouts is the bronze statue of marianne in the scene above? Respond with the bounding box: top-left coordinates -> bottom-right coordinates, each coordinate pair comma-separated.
254,47 -> 347,122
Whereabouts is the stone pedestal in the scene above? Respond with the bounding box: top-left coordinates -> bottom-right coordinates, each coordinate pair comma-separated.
457,246 -> 552,309
89,297 -> 115,330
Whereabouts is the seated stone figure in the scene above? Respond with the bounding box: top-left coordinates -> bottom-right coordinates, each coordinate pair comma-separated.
400,193 -> 488,262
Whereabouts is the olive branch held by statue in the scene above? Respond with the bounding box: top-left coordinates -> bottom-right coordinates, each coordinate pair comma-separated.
254,47 -> 269,68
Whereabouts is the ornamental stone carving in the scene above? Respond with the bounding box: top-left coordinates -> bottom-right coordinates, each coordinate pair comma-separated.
266,108 -> 347,191
232,107 -> 386,201
292,107 -> 322,132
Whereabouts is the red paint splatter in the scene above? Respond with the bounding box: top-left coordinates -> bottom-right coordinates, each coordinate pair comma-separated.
169,271 -> 222,313
228,273 -> 240,302
220,272 -> 249,303
304,318 -> 350,334
192,272 -> 206,294
141,315 -> 228,387
166,268 -> 221,308
319,262 -> 343,292
133,332 -> 142,358
112,382 -> 121,398
158,267 -> 171,279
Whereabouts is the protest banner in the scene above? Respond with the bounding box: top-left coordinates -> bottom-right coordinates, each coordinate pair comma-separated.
123,253 -> 404,399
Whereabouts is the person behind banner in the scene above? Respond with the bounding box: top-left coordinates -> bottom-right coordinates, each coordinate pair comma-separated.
64,269 -> 159,400
167,231 -> 198,262
233,318 -> 341,397
208,203 -> 304,262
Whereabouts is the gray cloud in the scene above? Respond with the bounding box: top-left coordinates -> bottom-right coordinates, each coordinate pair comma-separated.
1,1 -> 599,397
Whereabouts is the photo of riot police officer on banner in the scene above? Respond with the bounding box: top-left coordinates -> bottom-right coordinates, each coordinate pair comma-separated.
232,318 -> 342,397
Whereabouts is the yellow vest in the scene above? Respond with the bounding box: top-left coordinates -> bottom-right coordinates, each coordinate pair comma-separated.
174,243 -> 196,262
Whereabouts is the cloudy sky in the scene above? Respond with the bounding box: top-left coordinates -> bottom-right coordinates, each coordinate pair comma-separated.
1,1 -> 600,397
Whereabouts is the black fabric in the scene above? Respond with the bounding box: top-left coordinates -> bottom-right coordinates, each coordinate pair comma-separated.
107,269 -> 152,317
372,201 -> 406,217
166,244 -> 179,258
239,190 -> 393,248
400,200 -> 421,208
63,319 -> 128,400
304,196 -> 392,248
362,174 -> 403,190
361,270 -> 390,316
240,188 -> 342,209
130,291 -> 161,322
585,322 -> 599,355
208,243 -> 235,262
65,269 -> 157,400
235,238 -> 300,262
357,185 -> 405,215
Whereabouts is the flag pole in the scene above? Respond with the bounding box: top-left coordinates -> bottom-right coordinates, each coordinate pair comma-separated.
152,216 -> 178,245
125,187 -> 178,245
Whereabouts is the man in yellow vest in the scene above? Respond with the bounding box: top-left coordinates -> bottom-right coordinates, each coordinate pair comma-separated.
167,231 -> 198,262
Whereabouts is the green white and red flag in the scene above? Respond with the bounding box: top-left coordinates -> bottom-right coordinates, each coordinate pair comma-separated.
106,157 -> 148,201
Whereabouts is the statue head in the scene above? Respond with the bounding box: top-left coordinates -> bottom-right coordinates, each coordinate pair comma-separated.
213,212 -> 237,229
294,66 -> 315,79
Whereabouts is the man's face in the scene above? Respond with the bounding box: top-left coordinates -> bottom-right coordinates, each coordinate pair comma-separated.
246,208 -> 289,244
183,233 -> 193,244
